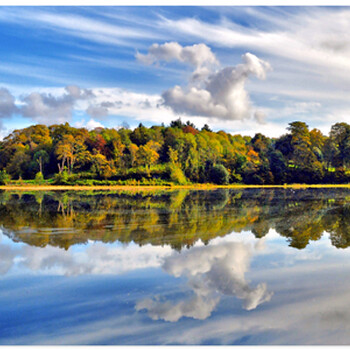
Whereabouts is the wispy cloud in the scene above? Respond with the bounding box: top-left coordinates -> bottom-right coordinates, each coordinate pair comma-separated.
0,8 -> 162,47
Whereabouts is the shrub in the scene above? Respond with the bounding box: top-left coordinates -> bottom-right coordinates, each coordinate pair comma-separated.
53,171 -> 71,185
34,171 -> 44,183
209,164 -> 229,185
0,170 -> 10,185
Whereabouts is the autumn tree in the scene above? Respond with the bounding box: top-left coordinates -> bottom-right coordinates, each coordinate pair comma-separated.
55,134 -> 75,173
135,141 -> 160,168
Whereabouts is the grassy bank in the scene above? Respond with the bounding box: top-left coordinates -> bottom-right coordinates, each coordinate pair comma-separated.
2,183 -> 350,191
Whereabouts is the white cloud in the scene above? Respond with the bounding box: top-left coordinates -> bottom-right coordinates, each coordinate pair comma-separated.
158,9 -> 350,101
163,52 -> 270,121
0,84 -> 295,137
139,42 -> 271,122
159,9 -> 350,75
74,118 -> 104,130
83,87 -> 177,125
136,42 -> 218,68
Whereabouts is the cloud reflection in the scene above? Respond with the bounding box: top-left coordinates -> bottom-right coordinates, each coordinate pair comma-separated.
0,229 -> 272,323
0,230 -> 172,276
4,229 -> 350,344
0,244 -> 16,274
136,240 -> 273,321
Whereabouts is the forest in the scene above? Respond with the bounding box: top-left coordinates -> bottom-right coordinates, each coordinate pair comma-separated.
1,119 -> 350,185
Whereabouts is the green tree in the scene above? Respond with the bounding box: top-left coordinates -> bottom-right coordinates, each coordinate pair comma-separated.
6,145 -> 31,179
209,164 -> 230,184
130,123 -> 151,146
201,124 -> 212,132
34,149 -> 49,175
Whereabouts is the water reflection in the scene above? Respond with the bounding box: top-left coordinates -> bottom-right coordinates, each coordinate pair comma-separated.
0,228 -> 272,320
0,231 -> 172,276
3,189 -> 350,344
2,188 -> 350,250
136,239 -> 272,322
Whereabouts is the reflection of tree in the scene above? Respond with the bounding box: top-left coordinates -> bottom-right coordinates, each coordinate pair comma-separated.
323,205 -> 350,249
274,203 -> 325,249
2,188 -> 350,250
136,240 -> 273,322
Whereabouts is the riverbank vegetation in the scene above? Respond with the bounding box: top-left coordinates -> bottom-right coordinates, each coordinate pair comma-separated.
1,119 -> 350,185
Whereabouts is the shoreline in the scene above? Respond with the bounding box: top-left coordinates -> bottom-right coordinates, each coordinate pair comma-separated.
1,183 -> 350,191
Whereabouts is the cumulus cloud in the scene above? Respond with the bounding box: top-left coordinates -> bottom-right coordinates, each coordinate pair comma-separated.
0,87 -> 18,119
136,42 -> 218,68
162,52 -> 271,121
74,118 -> 105,130
20,85 -> 94,124
86,101 -> 120,118
0,42 -> 271,131
138,42 -> 271,122
0,84 -> 179,130
136,241 -> 273,322
82,87 -> 177,125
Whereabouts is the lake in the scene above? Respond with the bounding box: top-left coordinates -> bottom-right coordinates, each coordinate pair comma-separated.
1,188 -> 350,345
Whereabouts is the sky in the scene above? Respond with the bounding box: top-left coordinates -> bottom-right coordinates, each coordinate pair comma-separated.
1,6 -> 350,139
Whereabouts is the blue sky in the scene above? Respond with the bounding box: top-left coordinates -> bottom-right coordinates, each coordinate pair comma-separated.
1,6 -> 350,138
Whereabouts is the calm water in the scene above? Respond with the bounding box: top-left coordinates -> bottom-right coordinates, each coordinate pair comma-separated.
1,188 -> 350,345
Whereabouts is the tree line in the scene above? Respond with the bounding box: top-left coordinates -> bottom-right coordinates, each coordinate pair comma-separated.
1,119 -> 350,185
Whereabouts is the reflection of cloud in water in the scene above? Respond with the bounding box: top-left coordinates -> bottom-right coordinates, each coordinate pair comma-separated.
0,229 -> 271,322
5,229 -> 350,344
136,240 -> 273,321
0,230 -> 272,323
0,230 -> 173,276
30,243 -> 172,275
0,245 -> 16,274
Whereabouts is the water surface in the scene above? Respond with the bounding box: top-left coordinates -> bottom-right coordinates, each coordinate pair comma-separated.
1,188 -> 350,344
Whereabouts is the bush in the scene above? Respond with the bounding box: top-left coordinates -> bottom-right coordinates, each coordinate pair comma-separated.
209,164 -> 229,185
53,171 -> 71,185
230,170 -> 242,183
0,170 -> 10,185
34,171 -> 44,183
